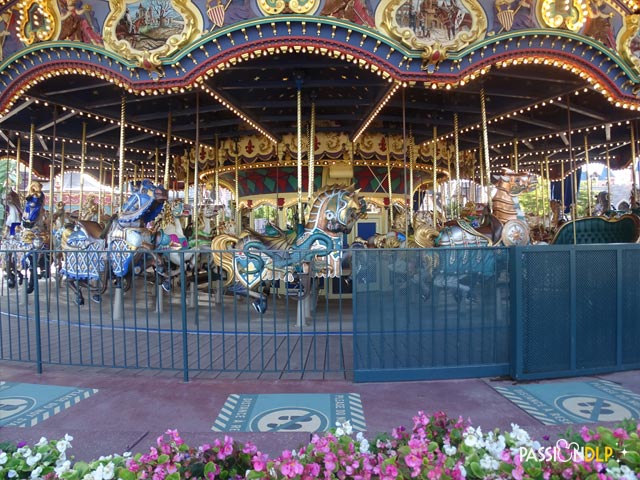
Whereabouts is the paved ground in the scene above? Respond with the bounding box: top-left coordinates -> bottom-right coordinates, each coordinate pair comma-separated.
1,362 -> 639,463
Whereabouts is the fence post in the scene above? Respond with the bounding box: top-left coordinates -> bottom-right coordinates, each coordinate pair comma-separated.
509,246 -> 522,380
180,251 -> 189,382
32,250 -> 43,374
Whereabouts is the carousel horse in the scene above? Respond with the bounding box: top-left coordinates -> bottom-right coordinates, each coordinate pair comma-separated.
428,169 -> 537,297
155,199 -> 201,283
1,182 -> 51,292
211,184 -> 366,313
59,179 -> 170,305
188,199 -> 223,248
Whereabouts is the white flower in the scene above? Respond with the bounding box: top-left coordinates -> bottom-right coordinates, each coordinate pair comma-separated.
457,465 -> 467,478
35,437 -> 48,447
463,426 -> 484,448
102,462 -> 115,480
335,426 -> 344,437
359,438 -> 370,454
443,444 -> 457,456
608,465 -> 638,480
56,434 -> 73,454
17,447 -> 32,458
479,454 -> 499,471
26,452 -> 42,467
30,466 -> 43,480
7,469 -> 17,478
484,432 -> 506,459
510,424 -> 533,447
0,452 -> 7,465
54,460 -> 72,476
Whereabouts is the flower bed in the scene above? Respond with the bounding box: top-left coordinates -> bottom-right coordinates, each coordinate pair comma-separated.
1,411 -> 638,479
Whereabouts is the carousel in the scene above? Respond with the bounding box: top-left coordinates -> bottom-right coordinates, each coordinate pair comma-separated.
0,0 -> 640,378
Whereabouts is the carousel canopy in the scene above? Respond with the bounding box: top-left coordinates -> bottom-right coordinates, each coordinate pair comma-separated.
1,0 -> 640,191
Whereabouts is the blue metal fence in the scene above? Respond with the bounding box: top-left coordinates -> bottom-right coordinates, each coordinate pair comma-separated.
510,244 -> 640,380
1,245 -> 639,382
0,248 -> 352,380
351,247 -> 511,382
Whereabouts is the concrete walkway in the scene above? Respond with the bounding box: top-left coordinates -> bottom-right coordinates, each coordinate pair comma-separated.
1,363 -> 639,462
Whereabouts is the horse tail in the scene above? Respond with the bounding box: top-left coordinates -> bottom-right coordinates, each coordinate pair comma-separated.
211,234 -> 238,287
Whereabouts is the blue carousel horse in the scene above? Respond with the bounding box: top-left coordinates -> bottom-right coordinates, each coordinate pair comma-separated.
211,184 -> 366,313
1,182 -> 51,293
60,179 -> 170,305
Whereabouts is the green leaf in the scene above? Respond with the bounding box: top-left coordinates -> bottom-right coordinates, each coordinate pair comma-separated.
157,454 -> 170,464
204,461 -> 217,475
116,468 -> 136,480
165,473 -> 180,480
246,471 -> 267,479
469,462 -> 483,478
623,450 -> 640,467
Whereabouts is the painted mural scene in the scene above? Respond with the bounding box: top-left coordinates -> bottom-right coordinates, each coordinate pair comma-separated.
1,0 -> 640,476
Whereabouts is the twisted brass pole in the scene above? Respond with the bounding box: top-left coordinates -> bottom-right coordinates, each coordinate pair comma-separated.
118,96 -> 126,208
480,88 -> 491,210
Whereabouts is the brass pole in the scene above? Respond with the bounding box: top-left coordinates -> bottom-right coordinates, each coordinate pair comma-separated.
110,162 -> 115,215
184,149 -> 190,205
631,123 -> 637,201
154,147 -> 159,185
606,146 -> 612,211
194,92 -> 200,244
560,160 -> 565,215
215,134 -> 220,233
480,88 -> 492,210
296,81 -> 303,225
409,128 -> 415,221
545,157 -> 550,226
59,142 -> 65,204
28,123 -> 35,186
308,99 -> 315,201
584,135 -> 591,216
234,139 -> 240,235
386,136 -> 393,226
432,126 -> 437,227
15,135 -> 20,192
447,149 -> 451,220
79,122 -> 86,211
513,138 -> 519,173
454,113 -> 461,217
118,96 -> 126,209
164,112 -> 171,190
99,155 -> 104,219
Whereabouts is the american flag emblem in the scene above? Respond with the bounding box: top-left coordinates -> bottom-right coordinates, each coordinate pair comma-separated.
207,4 -> 226,28
497,9 -> 515,31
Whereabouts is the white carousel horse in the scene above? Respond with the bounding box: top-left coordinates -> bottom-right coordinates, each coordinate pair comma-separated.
1,182 -> 51,292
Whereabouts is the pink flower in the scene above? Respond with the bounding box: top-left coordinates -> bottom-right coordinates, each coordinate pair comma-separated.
280,459 -> 304,478
252,453 -> 269,471
613,428 -> 629,440
580,426 -> 593,442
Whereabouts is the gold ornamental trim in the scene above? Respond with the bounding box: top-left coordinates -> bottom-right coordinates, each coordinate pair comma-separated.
17,0 -> 59,45
103,0 -> 203,68
620,14 -> 640,74
375,0 -> 487,60
257,0 -> 320,15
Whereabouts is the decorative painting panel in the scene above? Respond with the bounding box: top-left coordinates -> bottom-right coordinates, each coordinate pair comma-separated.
375,0 -> 487,63
103,0 -> 203,67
